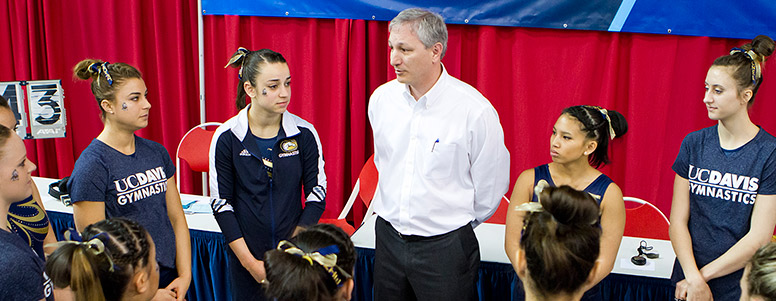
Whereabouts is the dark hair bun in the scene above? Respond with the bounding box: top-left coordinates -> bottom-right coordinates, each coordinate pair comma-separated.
542,185 -> 600,228
751,35 -> 775,60
606,110 -> 628,139
73,59 -> 104,80
520,185 -> 602,296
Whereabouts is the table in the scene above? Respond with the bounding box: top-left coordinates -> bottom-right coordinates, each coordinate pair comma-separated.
612,236 -> 676,279
351,214 -> 675,301
35,177 -> 231,301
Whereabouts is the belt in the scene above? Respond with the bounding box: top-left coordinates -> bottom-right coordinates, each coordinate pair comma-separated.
381,217 -> 461,242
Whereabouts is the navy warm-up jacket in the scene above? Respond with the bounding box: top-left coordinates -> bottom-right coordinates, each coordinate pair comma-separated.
208,105 -> 327,256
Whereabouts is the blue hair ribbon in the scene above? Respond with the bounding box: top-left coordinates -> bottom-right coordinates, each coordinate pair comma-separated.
100,62 -> 114,85
277,241 -> 352,287
730,47 -> 759,86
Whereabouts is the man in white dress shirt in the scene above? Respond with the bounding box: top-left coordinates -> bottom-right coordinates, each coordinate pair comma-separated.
367,8 -> 510,301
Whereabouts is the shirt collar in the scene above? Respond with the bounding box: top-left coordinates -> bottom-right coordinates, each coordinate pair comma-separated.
401,64 -> 449,109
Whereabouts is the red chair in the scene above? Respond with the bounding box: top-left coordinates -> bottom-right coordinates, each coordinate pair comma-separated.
623,197 -> 670,240
176,122 -> 222,195
319,154 -> 378,235
485,196 -> 511,224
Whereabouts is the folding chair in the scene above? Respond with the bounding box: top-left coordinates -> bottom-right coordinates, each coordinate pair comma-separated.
623,196 -> 670,240
319,154 -> 378,235
484,196 -> 511,224
176,122 -> 222,195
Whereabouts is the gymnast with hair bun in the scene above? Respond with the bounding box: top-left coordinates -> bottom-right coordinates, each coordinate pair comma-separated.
670,35 -> 776,301
46,218 -> 160,301
68,59 -> 191,300
262,223 -> 355,301
514,184 -> 602,301
505,105 -> 628,300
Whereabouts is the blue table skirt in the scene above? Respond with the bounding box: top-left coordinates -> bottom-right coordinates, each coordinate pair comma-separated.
49,211 -> 674,301
48,211 -> 232,301
354,247 -> 674,301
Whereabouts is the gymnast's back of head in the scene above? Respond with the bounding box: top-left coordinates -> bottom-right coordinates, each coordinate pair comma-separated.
517,185 -> 602,301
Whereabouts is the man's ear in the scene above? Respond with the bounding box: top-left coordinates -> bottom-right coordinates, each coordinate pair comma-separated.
431,42 -> 444,63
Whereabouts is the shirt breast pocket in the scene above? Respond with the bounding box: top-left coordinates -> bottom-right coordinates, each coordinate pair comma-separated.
424,143 -> 457,179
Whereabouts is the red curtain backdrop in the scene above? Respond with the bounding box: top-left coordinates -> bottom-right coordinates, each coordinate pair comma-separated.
203,16 -> 776,225
4,1 -> 776,226
0,0 -> 200,191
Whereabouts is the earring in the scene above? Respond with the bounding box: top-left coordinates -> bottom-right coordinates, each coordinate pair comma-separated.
583,152 -> 590,156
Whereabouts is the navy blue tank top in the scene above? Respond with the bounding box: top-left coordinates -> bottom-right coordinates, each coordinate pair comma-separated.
531,164 -> 612,204
531,164 -> 611,300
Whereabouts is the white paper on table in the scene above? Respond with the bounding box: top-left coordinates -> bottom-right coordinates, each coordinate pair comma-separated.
183,200 -> 213,214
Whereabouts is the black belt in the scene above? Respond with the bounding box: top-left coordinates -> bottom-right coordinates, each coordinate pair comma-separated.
381,217 -> 462,242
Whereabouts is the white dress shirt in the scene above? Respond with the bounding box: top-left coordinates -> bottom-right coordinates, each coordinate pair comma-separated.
368,66 -> 510,236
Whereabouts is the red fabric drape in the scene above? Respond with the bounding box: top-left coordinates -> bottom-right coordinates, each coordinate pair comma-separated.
204,16 -> 776,225
203,17 -> 386,223
0,0 -> 200,189
4,1 -> 775,226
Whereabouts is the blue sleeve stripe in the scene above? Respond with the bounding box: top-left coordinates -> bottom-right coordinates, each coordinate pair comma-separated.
210,198 -> 234,213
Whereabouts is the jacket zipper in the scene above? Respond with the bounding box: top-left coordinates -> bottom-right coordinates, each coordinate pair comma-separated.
269,177 -> 276,246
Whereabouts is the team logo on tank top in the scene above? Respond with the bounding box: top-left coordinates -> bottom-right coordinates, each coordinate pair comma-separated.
687,164 -> 758,205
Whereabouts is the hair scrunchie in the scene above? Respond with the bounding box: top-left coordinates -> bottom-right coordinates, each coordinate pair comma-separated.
730,47 -> 761,86
584,105 -> 616,140
87,62 -> 114,85
46,229 -> 118,272
224,47 -> 251,79
276,240 -> 352,287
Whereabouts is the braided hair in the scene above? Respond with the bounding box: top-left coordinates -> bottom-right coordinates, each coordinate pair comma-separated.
263,224 -> 356,301
561,105 -> 628,168
46,218 -> 153,301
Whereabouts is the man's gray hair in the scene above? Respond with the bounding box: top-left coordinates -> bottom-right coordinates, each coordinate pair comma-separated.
389,8 -> 448,59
